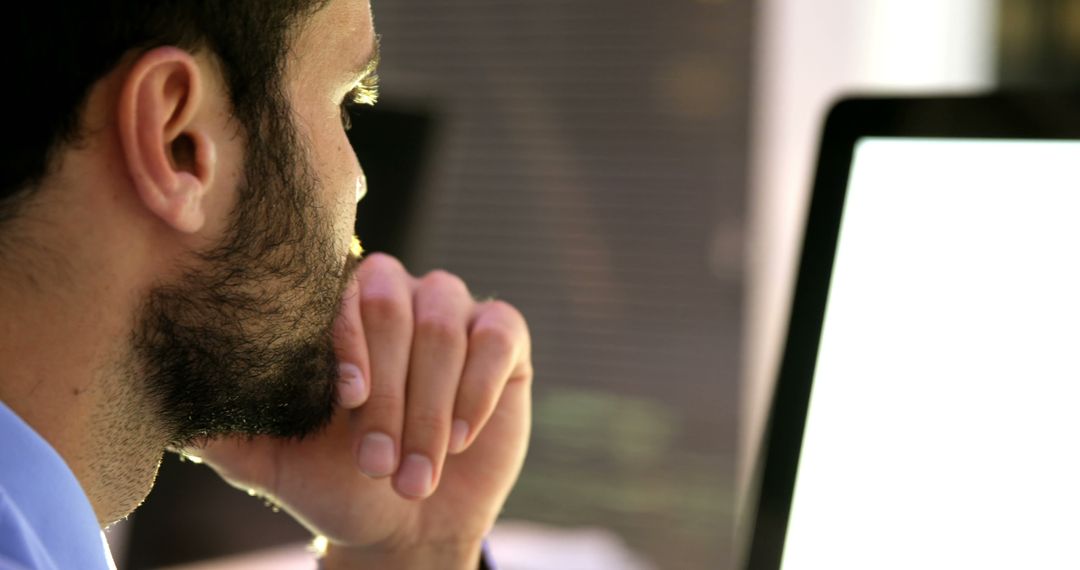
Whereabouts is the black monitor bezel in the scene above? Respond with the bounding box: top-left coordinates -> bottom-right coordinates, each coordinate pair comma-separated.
742,92 -> 1080,570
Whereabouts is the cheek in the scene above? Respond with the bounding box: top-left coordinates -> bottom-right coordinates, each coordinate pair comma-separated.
289,91 -> 364,250
312,124 -> 364,244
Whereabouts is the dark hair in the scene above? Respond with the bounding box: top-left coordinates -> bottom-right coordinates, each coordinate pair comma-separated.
1,1 -> 330,224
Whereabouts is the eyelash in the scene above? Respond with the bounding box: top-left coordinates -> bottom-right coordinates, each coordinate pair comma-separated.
340,74 -> 380,132
340,99 -> 353,131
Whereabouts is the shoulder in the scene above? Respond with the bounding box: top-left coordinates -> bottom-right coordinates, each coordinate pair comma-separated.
0,487 -> 56,570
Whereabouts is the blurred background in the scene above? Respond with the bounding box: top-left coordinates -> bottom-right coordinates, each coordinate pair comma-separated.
105,1 -> 1080,569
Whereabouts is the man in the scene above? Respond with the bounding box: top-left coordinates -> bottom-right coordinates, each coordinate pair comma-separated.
0,0 -> 532,568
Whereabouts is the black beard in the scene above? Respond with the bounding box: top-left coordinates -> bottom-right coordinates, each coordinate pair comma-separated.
132,111 -> 360,447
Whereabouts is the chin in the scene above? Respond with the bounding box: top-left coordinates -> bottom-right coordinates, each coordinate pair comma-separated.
93,446 -> 167,528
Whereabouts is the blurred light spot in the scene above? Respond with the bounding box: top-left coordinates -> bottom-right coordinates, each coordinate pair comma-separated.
309,535 -> 329,557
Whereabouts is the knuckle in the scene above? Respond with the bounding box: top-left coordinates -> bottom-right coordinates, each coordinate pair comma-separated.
485,299 -> 526,328
513,359 -> 536,386
361,289 -> 409,324
421,269 -> 469,296
362,252 -> 407,275
470,321 -> 515,354
416,314 -> 465,345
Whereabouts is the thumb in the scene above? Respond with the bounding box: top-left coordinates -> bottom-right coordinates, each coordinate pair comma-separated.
333,269 -> 371,409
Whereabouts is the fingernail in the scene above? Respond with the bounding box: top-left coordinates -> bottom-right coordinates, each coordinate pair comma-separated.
449,419 -> 470,454
357,432 -> 396,477
396,454 -> 433,498
337,363 -> 366,407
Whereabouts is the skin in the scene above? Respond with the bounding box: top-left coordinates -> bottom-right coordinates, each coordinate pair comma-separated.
0,0 -> 532,568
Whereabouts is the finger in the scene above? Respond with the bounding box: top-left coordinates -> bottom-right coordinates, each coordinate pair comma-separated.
332,270 -> 370,409
394,270 -> 471,500
449,299 -> 532,455
353,253 -> 414,479
172,435 -> 277,496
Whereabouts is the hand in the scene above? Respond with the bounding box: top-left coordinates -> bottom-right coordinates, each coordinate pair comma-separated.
187,253 -> 533,567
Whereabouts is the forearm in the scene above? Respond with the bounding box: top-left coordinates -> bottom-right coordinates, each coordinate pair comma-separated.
318,540 -> 484,570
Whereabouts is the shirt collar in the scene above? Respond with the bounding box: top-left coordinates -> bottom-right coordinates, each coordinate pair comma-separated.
0,400 -> 113,569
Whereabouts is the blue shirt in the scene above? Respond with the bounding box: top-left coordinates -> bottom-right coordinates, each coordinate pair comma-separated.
0,399 -> 493,569
0,401 -> 113,570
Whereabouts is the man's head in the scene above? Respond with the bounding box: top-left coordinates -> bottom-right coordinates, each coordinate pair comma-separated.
1,1 -> 376,451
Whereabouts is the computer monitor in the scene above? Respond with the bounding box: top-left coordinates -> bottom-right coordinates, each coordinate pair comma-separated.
744,94 -> 1080,570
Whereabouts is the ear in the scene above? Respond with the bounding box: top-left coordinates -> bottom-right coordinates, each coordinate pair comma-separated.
117,47 -> 216,234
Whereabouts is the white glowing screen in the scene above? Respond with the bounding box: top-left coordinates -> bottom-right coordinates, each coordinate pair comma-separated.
782,138 -> 1080,570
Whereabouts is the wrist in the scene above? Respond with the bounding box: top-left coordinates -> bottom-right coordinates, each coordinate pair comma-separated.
317,537 -> 485,570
